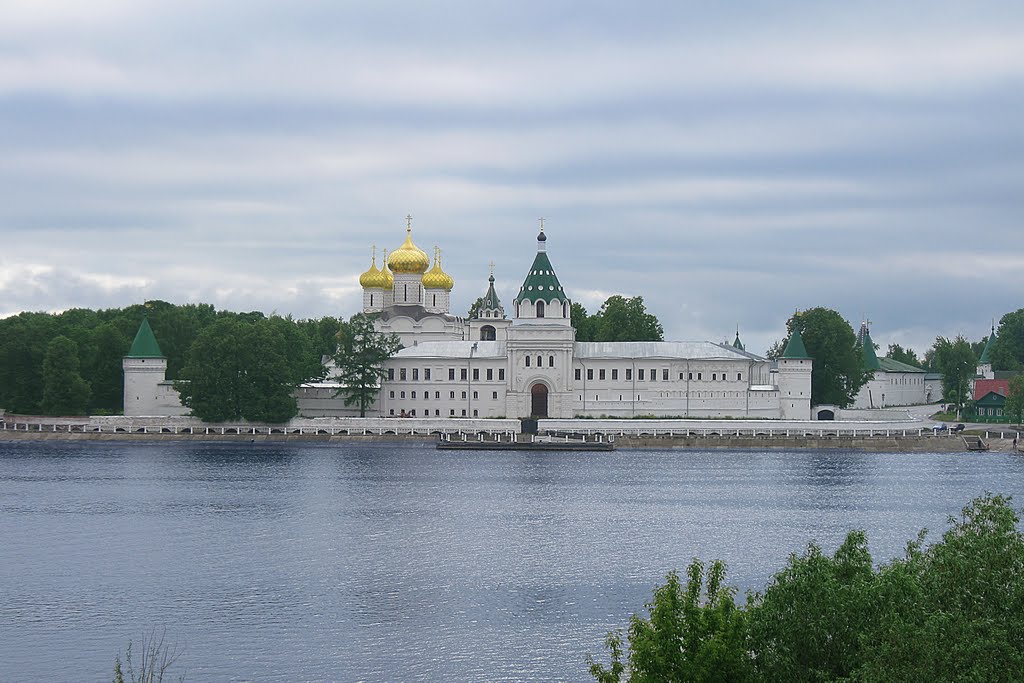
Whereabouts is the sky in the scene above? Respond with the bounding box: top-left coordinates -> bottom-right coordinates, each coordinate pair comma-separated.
1,1 -> 1022,357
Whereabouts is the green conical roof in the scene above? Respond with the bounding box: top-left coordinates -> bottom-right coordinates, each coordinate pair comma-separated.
126,316 -> 164,358
781,328 -> 811,359
861,328 -> 881,371
732,330 -> 744,351
515,250 -> 568,304
979,327 -> 997,364
482,275 -> 502,312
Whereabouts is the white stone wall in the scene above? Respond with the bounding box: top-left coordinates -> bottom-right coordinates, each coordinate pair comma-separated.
123,358 -> 188,417
853,372 -> 928,409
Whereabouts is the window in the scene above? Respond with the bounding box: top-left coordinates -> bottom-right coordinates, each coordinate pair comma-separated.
688,372 -> 693,380
449,368 -> 456,381
650,369 -> 656,381
639,369 -> 645,381
563,301 -> 568,317
486,368 -> 493,381
698,372 -> 702,380
400,368 -> 407,380
461,369 -> 468,380
387,368 -> 395,380
612,369 -> 618,380
537,300 -> 545,318
435,410 -> 440,416
663,369 -> 669,381
599,369 -> 606,380
536,356 -> 542,368
400,391 -> 406,398
461,409 -> 467,416
424,369 -> 431,380
473,391 -> 478,399
575,368 -> 582,380
499,369 -> 505,381
389,391 -> 395,398
450,409 -> 455,416
473,369 -> 479,381
492,391 -> 498,399
450,391 -> 455,399
526,356 -> 531,367
411,391 -> 417,399
587,369 -> 594,380
412,369 -> 419,381
626,369 -> 632,381
389,409 -> 395,415
462,391 -> 467,399
712,373 -> 717,381
410,409 -> 416,416
435,391 -> 440,399
473,409 -> 478,417
737,373 -> 742,381
549,355 -> 554,367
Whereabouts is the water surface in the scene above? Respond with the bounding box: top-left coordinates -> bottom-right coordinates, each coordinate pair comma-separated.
1,440 -> 1022,681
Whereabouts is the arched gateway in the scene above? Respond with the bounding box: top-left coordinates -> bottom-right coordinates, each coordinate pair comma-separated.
531,383 -> 549,418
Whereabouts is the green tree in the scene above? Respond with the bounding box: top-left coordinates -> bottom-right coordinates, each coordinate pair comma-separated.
467,296 -> 486,320
887,343 -> 922,368
176,318 -> 298,423
41,335 -> 91,415
333,314 -> 401,417
89,322 -> 131,413
784,308 -> 869,407
0,312 -> 57,413
857,494 -> 1024,682
571,302 -> 597,342
589,559 -> 751,683
932,335 -> 975,417
1005,375 -> 1024,425
992,309 -> 1024,372
591,296 -> 664,342
747,531 -> 877,682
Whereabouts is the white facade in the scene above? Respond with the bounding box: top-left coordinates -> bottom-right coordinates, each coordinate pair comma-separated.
122,357 -> 187,417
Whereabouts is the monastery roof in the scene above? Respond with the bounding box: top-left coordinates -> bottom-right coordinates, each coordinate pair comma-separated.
395,340 -> 507,358
575,341 -> 759,360
979,327 -> 997,364
877,357 -> 926,373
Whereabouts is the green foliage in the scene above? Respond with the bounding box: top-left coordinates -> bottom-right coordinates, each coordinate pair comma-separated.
932,335 -> 976,416
590,559 -> 750,683
592,494 -> 1024,683
992,309 -> 1024,372
41,335 -> 91,415
468,296 -> 485,320
886,343 -> 922,368
1006,376 -> 1024,425
748,531 -> 876,682
572,297 -> 663,342
176,318 -> 299,423
786,308 -> 870,407
332,314 -> 401,417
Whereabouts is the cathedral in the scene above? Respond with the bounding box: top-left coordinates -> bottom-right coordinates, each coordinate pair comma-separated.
123,219 -> 813,420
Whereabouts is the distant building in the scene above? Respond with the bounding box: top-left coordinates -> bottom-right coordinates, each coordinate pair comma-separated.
851,321 -> 929,408
122,316 -> 187,417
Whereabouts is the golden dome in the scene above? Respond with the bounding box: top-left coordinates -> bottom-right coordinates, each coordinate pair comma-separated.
422,246 -> 455,291
379,249 -> 394,288
387,223 -> 430,274
358,247 -> 387,289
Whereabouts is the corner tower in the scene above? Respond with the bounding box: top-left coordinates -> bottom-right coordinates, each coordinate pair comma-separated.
469,262 -> 511,341
123,316 -> 185,417
513,224 -> 571,324
777,328 -> 812,420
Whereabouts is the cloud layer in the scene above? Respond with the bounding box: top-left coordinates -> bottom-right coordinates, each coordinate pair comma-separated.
2,1 -> 1022,355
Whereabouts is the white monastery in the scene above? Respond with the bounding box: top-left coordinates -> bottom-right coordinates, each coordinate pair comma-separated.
124,220 -> 815,420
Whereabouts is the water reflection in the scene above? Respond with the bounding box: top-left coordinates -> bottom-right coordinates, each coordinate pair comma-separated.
1,441 -> 1022,681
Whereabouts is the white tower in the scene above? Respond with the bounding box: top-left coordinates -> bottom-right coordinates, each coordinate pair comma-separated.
777,328 -> 813,420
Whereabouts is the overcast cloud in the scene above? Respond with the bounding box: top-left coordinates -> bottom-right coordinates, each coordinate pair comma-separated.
1,1 -> 1022,355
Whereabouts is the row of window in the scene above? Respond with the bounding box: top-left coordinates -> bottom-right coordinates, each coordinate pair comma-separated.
390,390 -> 500,400
576,391 -> 759,402
574,368 -> 743,382
525,355 -> 556,368
388,367 -> 506,382
389,408 -> 481,417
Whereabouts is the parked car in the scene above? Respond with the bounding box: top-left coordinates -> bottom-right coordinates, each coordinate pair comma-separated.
952,423 -> 966,433
932,424 -> 948,433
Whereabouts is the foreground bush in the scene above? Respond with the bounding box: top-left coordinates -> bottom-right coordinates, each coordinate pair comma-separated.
589,493 -> 1024,682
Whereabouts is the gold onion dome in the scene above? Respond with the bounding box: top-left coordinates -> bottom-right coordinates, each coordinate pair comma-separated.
379,249 -> 394,288
422,247 -> 455,291
359,247 -> 387,288
387,223 -> 430,274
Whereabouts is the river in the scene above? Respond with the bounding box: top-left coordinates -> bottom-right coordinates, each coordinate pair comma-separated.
1,440 -> 1022,681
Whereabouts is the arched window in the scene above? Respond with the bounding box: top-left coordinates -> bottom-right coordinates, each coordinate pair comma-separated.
370,293 -> 374,306
432,294 -> 436,307
480,325 -> 496,341
404,284 -> 408,301
548,355 -> 554,367
525,355 -> 531,367
537,300 -> 545,318
563,301 -> 568,317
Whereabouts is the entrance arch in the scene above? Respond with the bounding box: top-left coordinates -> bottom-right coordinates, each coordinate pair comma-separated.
531,383 -> 549,418
816,408 -> 835,421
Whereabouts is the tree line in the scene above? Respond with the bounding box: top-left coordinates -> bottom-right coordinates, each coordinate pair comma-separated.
0,301 -> 341,418
589,493 -> 1024,682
